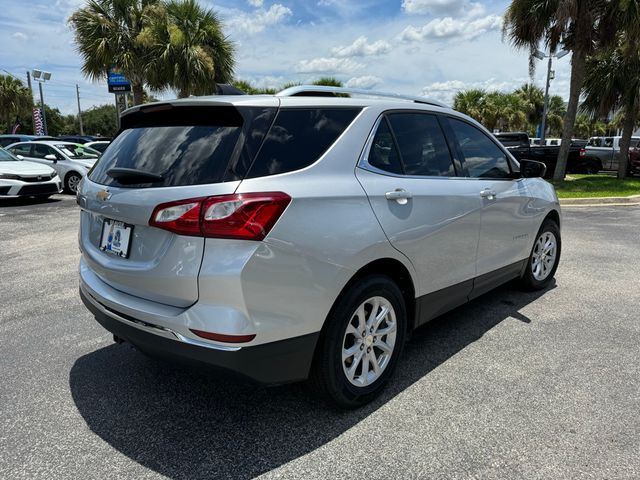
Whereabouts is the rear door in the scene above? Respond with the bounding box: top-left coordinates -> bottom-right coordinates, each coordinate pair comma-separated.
355,111 -> 482,302
443,116 -> 535,293
77,102 -> 278,307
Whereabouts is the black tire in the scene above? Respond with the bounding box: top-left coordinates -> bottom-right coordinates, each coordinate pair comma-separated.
309,275 -> 407,408
520,219 -> 561,291
65,172 -> 82,194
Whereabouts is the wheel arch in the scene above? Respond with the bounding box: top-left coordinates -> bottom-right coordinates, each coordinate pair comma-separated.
544,209 -> 561,229
312,258 -> 417,364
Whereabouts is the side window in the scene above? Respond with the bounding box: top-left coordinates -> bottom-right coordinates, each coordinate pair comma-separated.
447,118 -> 511,179
32,144 -> 56,160
604,138 -> 614,148
246,108 -> 361,178
387,113 -> 455,176
367,118 -> 403,174
9,143 -> 32,156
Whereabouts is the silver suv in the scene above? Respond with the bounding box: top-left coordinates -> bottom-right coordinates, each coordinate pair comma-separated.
78,86 -> 561,407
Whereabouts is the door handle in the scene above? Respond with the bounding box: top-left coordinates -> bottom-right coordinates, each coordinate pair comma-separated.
385,189 -> 412,204
480,189 -> 497,200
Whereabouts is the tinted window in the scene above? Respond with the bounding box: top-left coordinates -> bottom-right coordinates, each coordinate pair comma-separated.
587,138 -> 601,147
368,118 -> 403,174
604,138 -> 614,147
448,118 -> 511,178
32,144 -> 57,160
9,143 -> 32,156
89,106 -> 276,188
495,134 -> 528,148
246,108 -> 361,178
387,113 -> 454,176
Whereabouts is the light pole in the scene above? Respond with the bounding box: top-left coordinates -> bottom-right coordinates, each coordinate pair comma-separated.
532,49 -> 569,143
31,69 -> 52,136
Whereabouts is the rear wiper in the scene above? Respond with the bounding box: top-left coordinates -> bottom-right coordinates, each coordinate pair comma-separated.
106,167 -> 163,184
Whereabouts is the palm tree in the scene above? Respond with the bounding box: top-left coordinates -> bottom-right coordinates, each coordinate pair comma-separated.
546,95 -> 566,136
69,0 -> 159,105
453,89 -> 486,123
515,83 -> 544,127
504,0 -> 603,180
141,0 -> 234,97
0,74 -> 32,133
582,40 -> 640,178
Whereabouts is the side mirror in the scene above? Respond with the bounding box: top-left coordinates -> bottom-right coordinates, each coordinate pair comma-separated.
16,154 -> 24,160
519,159 -> 547,178
44,154 -> 57,162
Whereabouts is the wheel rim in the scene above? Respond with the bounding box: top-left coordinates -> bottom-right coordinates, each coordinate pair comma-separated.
342,296 -> 397,387
68,175 -> 81,193
531,231 -> 557,281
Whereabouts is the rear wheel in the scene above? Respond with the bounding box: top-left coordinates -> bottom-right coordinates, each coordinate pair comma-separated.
65,172 -> 82,194
520,219 -> 561,290
310,275 -> 407,408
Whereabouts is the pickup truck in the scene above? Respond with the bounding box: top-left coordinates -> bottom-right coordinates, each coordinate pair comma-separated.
494,132 -> 597,177
585,136 -> 640,172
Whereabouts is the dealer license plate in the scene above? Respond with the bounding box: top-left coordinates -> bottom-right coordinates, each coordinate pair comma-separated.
99,219 -> 133,258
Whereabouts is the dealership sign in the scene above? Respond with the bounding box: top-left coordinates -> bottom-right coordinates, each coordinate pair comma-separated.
107,67 -> 131,93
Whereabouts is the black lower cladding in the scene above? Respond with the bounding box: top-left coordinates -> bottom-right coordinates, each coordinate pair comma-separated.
415,259 -> 527,328
80,288 -> 320,385
18,183 -> 58,196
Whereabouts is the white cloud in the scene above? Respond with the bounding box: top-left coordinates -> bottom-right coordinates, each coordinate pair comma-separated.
402,0 -> 485,18
345,75 -> 383,89
11,32 -> 28,41
331,36 -> 391,57
296,57 -> 364,74
398,14 -> 502,42
247,0 -> 264,6
227,4 -> 292,35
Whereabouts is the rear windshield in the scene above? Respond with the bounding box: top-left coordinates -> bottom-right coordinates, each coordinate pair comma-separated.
494,134 -> 528,148
88,106 -> 276,188
89,105 -> 361,187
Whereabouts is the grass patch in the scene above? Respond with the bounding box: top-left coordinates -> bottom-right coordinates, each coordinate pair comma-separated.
550,174 -> 640,198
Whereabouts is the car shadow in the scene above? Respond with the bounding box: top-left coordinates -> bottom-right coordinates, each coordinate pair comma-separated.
0,195 -> 62,207
69,281 -> 554,479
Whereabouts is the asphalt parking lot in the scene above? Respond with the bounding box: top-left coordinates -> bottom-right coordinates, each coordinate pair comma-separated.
1,195 -> 639,479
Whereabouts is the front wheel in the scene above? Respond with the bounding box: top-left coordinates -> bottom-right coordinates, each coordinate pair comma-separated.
520,219 -> 561,290
309,275 -> 407,408
65,172 -> 82,194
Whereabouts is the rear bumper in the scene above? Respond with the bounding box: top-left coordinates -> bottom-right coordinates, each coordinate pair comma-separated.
80,287 -> 319,385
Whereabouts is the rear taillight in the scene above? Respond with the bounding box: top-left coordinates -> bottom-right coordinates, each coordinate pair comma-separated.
580,148 -> 586,157
149,192 -> 291,240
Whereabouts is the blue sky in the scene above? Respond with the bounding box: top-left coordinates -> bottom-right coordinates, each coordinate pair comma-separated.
0,0 -> 573,115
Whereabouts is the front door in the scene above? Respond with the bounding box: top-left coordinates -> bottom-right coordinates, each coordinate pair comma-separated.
443,116 -> 536,296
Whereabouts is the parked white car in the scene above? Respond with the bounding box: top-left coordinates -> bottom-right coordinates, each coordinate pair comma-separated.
0,147 -> 61,199
6,141 -> 100,194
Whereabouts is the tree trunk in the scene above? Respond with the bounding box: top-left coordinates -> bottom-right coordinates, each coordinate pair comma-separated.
617,106 -> 638,179
132,83 -> 144,106
553,49 -> 587,180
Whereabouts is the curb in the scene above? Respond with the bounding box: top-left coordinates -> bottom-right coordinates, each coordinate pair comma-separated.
560,194 -> 640,206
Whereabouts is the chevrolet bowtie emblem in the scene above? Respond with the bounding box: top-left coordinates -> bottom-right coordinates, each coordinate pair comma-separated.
97,190 -> 111,201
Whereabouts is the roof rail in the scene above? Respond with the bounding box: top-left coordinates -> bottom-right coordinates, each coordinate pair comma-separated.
276,85 -> 449,108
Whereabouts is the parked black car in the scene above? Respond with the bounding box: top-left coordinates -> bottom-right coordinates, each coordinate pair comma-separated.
494,132 -> 599,177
